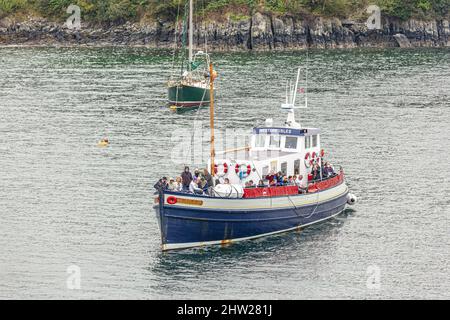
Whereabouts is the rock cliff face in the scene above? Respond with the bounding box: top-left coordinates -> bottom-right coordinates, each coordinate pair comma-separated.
0,13 -> 448,49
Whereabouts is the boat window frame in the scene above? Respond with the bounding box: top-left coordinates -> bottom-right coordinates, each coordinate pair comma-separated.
255,134 -> 267,148
268,134 -> 281,149
281,162 -> 287,175
285,136 -> 298,150
305,136 -> 311,149
294,159 -> 301,175
312,135 -> 318,148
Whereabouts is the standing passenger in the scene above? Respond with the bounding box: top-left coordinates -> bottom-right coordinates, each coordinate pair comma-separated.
203,169 -> 214,188
181,166 -> 193,191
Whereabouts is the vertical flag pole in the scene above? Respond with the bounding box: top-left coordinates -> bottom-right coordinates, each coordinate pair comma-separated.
209,63 -> 216,176
188,0 -> 193,69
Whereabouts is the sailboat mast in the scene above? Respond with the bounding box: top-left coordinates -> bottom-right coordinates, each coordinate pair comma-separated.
188,0 -> 193,69
209,63 -> 216,175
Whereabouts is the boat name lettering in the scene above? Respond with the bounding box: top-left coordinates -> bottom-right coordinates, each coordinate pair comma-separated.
254,128 -> 306,136
174,198 -> 204,206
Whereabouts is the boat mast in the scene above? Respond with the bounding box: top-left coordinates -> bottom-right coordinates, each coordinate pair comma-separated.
188,0 -> 193,70
282,68 -> 302,128
209,63 -> 216,175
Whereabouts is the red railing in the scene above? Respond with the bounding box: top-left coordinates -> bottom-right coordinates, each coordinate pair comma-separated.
308,172 -> 344,193
243,172 -> 344,198
243,186 -> 298,198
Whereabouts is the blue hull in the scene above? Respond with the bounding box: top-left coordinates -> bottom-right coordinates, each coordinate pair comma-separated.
155,189 -> 349,250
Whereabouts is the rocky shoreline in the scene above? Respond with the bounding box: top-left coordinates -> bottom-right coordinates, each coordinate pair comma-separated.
0,13 -> 449,50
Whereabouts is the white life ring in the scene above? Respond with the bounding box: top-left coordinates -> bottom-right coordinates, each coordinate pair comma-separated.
311,151 -> 320,165
235,163 -> 252,179
214,162 -> 228,177
305,153 -> 312,168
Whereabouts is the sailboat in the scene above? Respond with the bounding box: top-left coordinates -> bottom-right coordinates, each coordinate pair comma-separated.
167,0 -> 213,110
154,68 -> 357,251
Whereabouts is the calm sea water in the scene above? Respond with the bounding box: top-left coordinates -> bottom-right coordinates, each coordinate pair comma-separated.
0,46 -> 449,299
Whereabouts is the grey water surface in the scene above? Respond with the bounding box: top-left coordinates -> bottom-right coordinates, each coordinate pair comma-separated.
0,47 -> 449,299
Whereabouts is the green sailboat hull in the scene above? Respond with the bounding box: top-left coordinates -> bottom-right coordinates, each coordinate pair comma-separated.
168,84 -> 210,107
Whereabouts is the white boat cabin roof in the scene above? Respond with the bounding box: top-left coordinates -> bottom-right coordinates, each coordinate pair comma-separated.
253,126 -> 320,137
216,125 -> 321,162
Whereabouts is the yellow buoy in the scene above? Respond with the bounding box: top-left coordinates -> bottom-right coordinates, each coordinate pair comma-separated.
98,138 -> 109,147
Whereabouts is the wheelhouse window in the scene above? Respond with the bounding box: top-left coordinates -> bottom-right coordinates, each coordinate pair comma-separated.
281,162 -> 287,175
285,136 -> 298,149
255,134 -> 266,147
269,135 -> 281,148
294,160 -> 300,175
305,136 -> 311,149
312,135 -> 318,147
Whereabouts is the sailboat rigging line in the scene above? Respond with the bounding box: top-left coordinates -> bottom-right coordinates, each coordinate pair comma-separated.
180,2 -> 189,77
305,50 -> 309,109
170,0 -> 182,80
202,0 -> 207,53
181,75 -> 211,165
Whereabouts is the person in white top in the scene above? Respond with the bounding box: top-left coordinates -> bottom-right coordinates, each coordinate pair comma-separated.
167,178 -> 177,191
295,175 -> 307,191
174,176 -> 183,191
189,180 -> 203,194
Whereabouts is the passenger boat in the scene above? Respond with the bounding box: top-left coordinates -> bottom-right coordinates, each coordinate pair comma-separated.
154,68 -> 357,251
167,0 -> 213,110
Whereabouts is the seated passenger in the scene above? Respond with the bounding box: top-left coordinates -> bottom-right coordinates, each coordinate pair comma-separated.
193,168 -> 201,182
269,178 -> 277,187
321,162 -> 332,178
327,162 -> 336,177
199,177 -> 209,193
311,165 -> 321,181
266,171 -> 276,185
167,177 -> 177,191
296,175 -> 307,192
224,178 -> 230,184
257,180 -> 266,188
175,177 -> 183,191
189,179 -> 203,194
288,176 -> 294,186
277,172 -> 283,186
154,177 -> 168,191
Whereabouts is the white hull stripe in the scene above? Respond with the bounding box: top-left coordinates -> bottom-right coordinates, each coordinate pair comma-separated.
163,183 -> 348,211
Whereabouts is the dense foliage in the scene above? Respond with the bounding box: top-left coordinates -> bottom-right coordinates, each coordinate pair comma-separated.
1,0 -> 448,23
